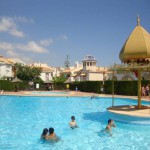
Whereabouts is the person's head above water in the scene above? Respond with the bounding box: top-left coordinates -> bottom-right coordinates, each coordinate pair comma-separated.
49,127 -> 54,134
42,128 -> 48,136
108,119 -> 114,125
71,116 -> 75,120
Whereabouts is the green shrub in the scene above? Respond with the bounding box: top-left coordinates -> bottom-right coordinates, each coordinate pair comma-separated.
0,80 -> 29,91
1,79 -> 150,95
67,80 -> 150,96
53,83 -> 66,90
69,81 -> 103,93
0,80 -> 14,91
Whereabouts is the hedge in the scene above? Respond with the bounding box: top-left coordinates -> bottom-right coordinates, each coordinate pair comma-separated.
69,81 -> 103,93
53,83 -> 66,90
1,79 -> 150,96
104,81 -> 138,96
0,80 -> 45,91
67,80 -> 150,96
0,80 -> 27,91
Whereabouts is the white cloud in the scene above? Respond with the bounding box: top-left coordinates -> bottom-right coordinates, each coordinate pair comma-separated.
0,42 -> 14,51
0,41 -> 48,53
13,16 -> 34,23
11,58 -> 26,64
39,38 -> 54,46
60,35 -> 68,40
10,28 -> 24,37
21,56 -> 34,64
5,49 -> 26,64
0,40 -> 48,64
0,17 -> 25,37
6,51 -> 33,64
16,41 -> 48,53
6,50 -> 19,57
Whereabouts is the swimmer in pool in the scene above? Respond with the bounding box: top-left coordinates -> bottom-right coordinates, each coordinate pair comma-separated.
105,119 -> 116,132
69,116 -> 78,129
41,128 -> 48,139
47,127 -> 59,141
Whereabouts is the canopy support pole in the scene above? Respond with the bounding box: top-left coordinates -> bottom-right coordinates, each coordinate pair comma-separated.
112,71 -> 114,107
138,70 -> 141,109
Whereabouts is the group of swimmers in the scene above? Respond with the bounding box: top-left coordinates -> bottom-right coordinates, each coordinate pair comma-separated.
141,84 -> 149,97
90,95 -> 99,99
41,116 -> 116,141
41,116 -> 78,141
41,127 -> 59,141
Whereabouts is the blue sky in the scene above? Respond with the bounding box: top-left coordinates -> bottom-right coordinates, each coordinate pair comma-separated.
0,0 -> 150,67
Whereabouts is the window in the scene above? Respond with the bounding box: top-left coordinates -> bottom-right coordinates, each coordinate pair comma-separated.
45,73 -> 49,81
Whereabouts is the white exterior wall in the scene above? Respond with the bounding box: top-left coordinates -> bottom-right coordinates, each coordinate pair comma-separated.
70,76 -> 75,82
88,72 -> 104,81
0,64 -> 13,79
40,72 -> 53,82
52,68 -> 62,77
71,73 -> 104,82
84,65 -> 96,72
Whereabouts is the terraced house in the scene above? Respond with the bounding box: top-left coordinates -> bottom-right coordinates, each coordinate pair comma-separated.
0,56 -> 15,80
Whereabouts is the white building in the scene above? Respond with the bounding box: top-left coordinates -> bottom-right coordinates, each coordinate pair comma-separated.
52,67 -> 65,78
79,55 -> 107,81
29,62 -> 54,82
62,55 -> 108,83
0,56 -> 15,80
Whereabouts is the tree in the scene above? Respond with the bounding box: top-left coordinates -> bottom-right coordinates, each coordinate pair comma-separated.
64,55 -> 70,68
52,75 -> 66,83
14,63 -> 42,82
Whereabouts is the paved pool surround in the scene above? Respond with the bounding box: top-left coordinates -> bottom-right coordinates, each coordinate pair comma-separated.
107,105 -> 150,125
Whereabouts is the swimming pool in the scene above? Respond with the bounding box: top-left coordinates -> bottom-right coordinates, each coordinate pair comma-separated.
30,91 -> 70,95
0,96 -> 150,150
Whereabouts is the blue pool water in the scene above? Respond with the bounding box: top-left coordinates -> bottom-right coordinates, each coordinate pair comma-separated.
30,91 -> 69,95
0,96 -> 150,150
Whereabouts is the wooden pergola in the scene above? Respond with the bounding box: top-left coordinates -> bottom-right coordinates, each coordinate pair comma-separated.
109,63 -> 150,109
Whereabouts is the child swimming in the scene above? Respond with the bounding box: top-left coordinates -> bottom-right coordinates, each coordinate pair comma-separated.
69,116 -> 78,129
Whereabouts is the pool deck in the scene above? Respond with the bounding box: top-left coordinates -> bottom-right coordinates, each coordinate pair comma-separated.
107,105 -> 150,118
1,90 -> 150,100
1,90 -> 150,118
2,90 -> 100,97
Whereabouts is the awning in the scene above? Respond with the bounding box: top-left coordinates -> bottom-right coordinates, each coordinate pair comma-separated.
11,77 -> 22,83
81,73 -> 86,76
43,81 -> 53,84
64,77 -> 71,83
71,74 -> 77,77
